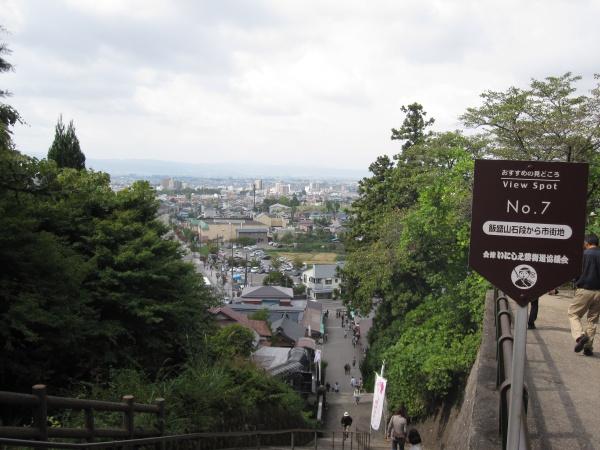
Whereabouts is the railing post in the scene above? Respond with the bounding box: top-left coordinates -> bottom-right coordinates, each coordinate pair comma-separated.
122,395 -> 135,444
155,398 -> 165,450
32,384 -> 48,442
85,407 -> 95,442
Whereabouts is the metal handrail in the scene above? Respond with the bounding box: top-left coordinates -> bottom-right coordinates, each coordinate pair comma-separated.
494,288 -> 531,450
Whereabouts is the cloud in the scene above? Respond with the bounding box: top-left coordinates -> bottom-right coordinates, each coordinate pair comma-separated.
2,0 -> 599,173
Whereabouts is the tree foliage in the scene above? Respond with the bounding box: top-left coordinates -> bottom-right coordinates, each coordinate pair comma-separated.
391,102 -> 435,152
47,115 -> 86,170
348,75 -> 600,421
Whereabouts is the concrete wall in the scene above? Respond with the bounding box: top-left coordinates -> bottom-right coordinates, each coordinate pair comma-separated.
417,290 -> 502,449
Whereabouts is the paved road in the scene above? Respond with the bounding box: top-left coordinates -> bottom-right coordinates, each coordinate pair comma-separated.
521,288 -> 600,449
317,300 -> 389,448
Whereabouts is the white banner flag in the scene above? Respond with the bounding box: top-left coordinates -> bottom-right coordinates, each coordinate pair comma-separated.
314,349 -> 321,363
370,372 -> 387,430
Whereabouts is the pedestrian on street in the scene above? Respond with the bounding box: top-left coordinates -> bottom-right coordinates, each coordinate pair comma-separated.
350,376 -> 356,388
354,386 -> 361,404
334,382 -> 340,393
528,297 -> 539,329
568,233 -> 600,356
344,329 -> 347,338
407,429 -> 423,450
387,406 -> 408,450
352,356 -> 356,367
325,381 -> 331,392
325,333 -> 328,341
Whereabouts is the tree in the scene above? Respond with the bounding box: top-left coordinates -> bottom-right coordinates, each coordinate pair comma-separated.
209,325 -> 254,359
460,72 -> 600,214
0,26 -> 14,99
290,194 -> 300,207
391,102 -> 435,153
263,271 -> 293,287
248,307 -> 271,329
47,115 -> 86,170
460,72 -> 600,164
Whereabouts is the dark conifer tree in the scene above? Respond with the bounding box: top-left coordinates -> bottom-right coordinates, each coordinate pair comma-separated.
47,115 -> 86,170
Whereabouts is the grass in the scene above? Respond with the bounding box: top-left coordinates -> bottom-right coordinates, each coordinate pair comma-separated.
274,252 -> 340,264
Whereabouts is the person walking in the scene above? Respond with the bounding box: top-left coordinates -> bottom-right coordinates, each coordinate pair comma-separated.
325,381 -> 331,392
341,412 -> 353,440
528,297 -> 539,329
344,329 -> 347,338
334,382 -> 340,393
354,386 -> 361,404
568,233 -> 600,356
352,356 -> 356,367
387,406 -> 408,450
407,429 -> 423,449
350,376 -> 356,388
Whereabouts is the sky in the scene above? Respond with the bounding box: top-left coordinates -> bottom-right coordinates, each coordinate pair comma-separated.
1,0 -> 599,174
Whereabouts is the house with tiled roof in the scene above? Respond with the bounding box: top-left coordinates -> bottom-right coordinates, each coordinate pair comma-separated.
271,315 -> 307,347
240,285 -> 294,306
208,306 -> 271,346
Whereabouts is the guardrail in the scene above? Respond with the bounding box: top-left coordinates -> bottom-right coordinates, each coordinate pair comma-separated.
0,384 -> 164,446
0,428 -> 371,449
0,385 -> 370,449
494,289 -> 531,450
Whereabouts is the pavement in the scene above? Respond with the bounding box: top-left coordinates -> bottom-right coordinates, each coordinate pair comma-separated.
316,300 -> 389,449
518,288 -> 600,449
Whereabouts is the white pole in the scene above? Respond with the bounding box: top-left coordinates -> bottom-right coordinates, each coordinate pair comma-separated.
507,303 -> 528,449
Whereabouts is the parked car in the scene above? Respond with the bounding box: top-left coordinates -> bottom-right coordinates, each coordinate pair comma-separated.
292,269 -> 301,276
261,255 -> 272,260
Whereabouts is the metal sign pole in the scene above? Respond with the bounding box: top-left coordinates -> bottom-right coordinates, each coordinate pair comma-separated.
507,303 -> 528,449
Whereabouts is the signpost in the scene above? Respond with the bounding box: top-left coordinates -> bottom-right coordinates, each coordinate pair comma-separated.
470,160 -> 589,305
469,159 -> 589,450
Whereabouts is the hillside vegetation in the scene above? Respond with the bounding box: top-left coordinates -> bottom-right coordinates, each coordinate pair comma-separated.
0,30 -> 313,433
343,76 -> 600,421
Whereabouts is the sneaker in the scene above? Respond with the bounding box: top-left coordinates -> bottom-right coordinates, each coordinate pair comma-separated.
527,323 -> 536,329
584,348 -> 594,357
575,335 -> 589,353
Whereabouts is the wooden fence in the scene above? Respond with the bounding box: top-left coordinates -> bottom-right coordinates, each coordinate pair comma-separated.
0,384 -> 165,444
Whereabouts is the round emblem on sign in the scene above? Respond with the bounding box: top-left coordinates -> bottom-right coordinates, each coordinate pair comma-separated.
511,264 -> 537,289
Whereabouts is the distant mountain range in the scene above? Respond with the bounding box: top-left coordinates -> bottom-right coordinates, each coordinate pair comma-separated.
26,154 -> 369,180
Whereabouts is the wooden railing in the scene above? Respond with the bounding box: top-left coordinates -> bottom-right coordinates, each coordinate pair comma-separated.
0,429 -> 372,449
0,384 -> 164,445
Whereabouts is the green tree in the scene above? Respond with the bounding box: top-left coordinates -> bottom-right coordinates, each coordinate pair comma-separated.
290,194 -> 300,207
209,325 -> 254,359
47,115 -> 86,170
391,102 -> 435,152
263,271 -> 293,287
0,26 -> 13,99
460,72 -> 600,163
460,72 -> 600,214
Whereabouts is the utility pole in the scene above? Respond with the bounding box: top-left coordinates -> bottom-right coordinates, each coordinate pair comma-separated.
244,254 -> 249,287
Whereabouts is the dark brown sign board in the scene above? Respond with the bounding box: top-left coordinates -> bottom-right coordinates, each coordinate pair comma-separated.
469,160 -> 589,307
